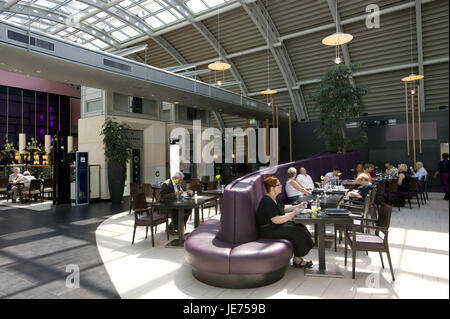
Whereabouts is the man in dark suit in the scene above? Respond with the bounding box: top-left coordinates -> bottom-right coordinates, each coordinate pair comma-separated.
160,172 -> 193,234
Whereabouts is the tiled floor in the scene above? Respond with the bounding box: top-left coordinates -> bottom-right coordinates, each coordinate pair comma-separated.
96,193 -> 449,299
0,200 -> 125,299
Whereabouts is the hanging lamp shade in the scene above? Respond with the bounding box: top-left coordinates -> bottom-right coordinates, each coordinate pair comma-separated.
67,136 -> 74,153
208,60 -> 231,71
401,74 -> 425,82
322,32 -> 353,46
19,133 -> 26,154
45,135 -> 51,154
261,89 -> 278,95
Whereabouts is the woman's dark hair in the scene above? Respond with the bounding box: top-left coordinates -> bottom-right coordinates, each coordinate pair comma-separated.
443,153 -> 449,160
263,176 -> 279,193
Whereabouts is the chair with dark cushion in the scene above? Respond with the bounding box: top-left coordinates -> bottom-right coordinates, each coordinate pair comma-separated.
397,177 -> 421,209
385,179 -> 400,211
417,176 -> 427,205
131,193 -> 169,247
22,179 -> 42,202
0,177 -> 8,199
345,203 -> 395,281
374,179 -> 386,211
42,178 -> 53,200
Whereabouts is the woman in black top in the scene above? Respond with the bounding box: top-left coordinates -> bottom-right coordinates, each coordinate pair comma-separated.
256,176 -> 315,268
434,153 -> 449,200
397,163 -> 411,207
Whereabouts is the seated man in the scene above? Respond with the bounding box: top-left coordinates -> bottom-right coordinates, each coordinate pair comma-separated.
296,167 -> 315,191
324,168 -> 341,185
411,161 -> 428,181
8,167 -> 25,203
347,174 -> 373,202
385,162 -> 398,178
285,167 -> 311,203
22,171 -> 36,189
160,171 -> 193,234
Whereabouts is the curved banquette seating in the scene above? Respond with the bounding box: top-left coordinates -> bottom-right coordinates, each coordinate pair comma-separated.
185,152 -> 360,288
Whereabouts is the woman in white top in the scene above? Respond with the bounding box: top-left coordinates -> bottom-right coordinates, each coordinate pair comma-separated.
285,167 -> 311,203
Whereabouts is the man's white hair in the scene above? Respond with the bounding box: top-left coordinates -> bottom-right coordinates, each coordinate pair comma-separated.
13,167 -> 20,172
416,161 -> 423,167
173,171 -> 184,178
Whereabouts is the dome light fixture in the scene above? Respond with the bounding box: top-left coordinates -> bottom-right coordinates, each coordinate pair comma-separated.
322,0 -> 353,46
322,32 -> 353,46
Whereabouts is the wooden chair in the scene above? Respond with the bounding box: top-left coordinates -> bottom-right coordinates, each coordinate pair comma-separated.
335,189 -> 374,251
0,177 -> 8,199
142,183 -> 153,204
345,203 -> 395,281
385,179 -> 400,211
397,177 -> 421,209
22,179 -> 42,202
189,178 -> 200,186
189,184 -> 218,222
129,183 -> 142,214
131,193 -> 169,247
417,176 -> 427,205
41,178 -> 53,200
374,179 -> 387,212
207,181 -> 217,190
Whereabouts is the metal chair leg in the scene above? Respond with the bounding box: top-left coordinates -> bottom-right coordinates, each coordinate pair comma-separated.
132,225 -> 136,244
379,251 -> 385,269
386,249 -> 395,281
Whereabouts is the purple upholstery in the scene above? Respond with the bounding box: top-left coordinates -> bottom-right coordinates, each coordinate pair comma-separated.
185,151 -> 361,282
229,239 -> 293,274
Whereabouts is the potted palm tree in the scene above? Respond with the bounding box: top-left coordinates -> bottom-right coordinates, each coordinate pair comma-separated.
100,118 -> 131,204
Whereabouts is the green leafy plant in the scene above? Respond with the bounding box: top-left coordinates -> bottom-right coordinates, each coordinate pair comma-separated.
312,63 -> 369,153
100,118 -> 131,164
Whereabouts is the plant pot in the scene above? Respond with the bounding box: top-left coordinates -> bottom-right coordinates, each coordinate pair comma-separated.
108,161 -> 126,204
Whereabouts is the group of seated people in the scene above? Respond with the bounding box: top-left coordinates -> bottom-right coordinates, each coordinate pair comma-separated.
7,167 -> 37,203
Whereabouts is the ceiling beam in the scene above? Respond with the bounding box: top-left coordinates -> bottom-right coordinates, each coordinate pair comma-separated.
111,44 -> 148,56
2,0 -> 20,10
247,56 -> 449,96
167,0 -> 249,96
238,0 -> 308,122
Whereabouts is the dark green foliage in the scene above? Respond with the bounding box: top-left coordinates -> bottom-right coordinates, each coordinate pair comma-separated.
313,63 -> 369,153
100,118 -> 131,164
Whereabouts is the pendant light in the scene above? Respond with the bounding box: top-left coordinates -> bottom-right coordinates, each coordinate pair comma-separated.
19,89 -> 27,157
45,93 -> 51,154
401,0 -> 424,83
402,0 -> 424,165
261,0 -> 277,96
208,6 -> 231,71
322,0 -> 353,46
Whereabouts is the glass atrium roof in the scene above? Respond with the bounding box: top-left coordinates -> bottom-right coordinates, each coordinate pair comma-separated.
0,0 -> 236,50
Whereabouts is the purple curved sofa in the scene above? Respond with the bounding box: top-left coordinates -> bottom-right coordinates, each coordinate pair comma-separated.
185,151 -> 360,288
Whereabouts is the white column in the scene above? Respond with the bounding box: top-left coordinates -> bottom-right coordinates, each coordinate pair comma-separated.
19,133 -> 26,154
67,136 -> 74,153
45,135 -> 51,154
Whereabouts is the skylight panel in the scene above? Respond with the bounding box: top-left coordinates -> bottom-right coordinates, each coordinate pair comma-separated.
105,17 -> 125,28
85,16 -> 97,24
83,42 -> 98,50
7,15 -> 28,24
185,0 -> 208,14
67,1 -> 90,11
169,8 -> 184,19
95,11 -> 108,19
121,26 -> 140,37
145,16 -> 164,28
111,30 -> 129,41
119,0 -> 133,8
129,5 -> 143,16
57,30 -> 68,36
156,10 -> 177,24
141,0 -> 163,13
203,0 -> 225,7
34,0 -> 59,9
92,38 -> 108,49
